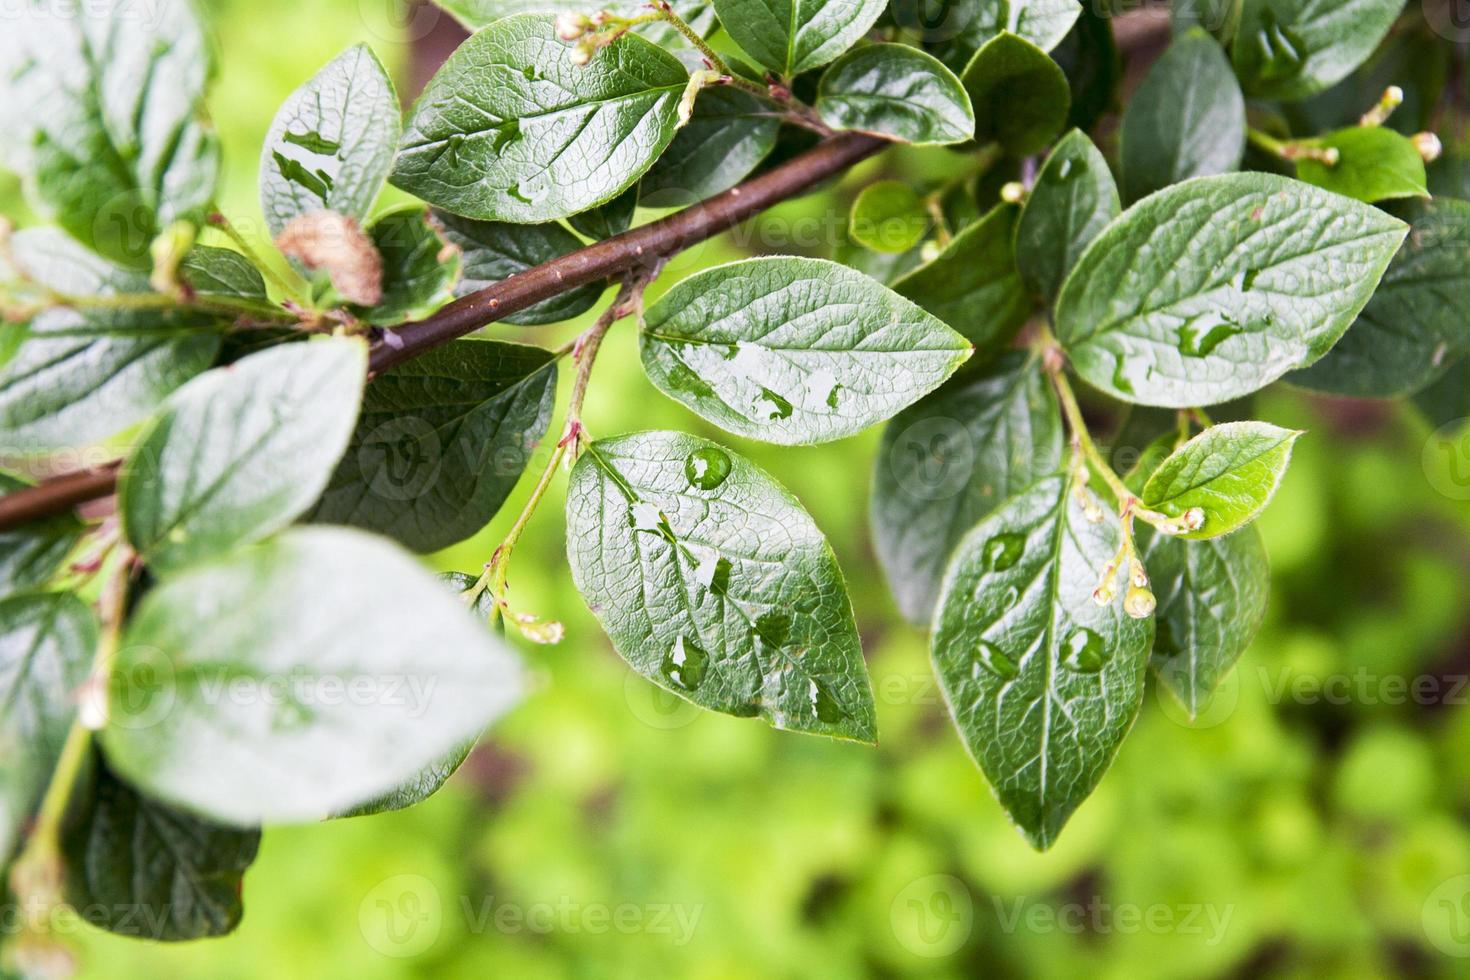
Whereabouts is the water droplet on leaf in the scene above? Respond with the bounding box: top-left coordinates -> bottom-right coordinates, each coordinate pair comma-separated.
684,447 -> 732,490
1177,313 -> 1243,358
973,640 -> 1019,681
661,635 -> 709,691
808,678 -> 845,723
1063,628 -> 1109,673
982,533 -> 1023,572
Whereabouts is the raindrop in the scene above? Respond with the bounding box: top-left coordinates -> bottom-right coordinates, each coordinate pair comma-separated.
1177,313 -> 1243,358
661,635 -> 709,691
757,386 -> 793,421
808,678 -> 845,723
684,447 -> 732,490
982,533 -> 1024,572
1062,628 -> 1109,673
972,641 -> 1018,681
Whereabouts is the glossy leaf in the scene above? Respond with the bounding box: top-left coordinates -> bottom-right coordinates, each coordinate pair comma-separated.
1052,4 -> 1120,133
0,0 -> 218,267
565,431 -> 877,741
0,593 -> 95,861
0,473 -> 83,600
100,526 -> 526,825
961,32 -> 1071,156
437,0 -> 717,49
392,14 -> 688,223
1232,0 -> 1406,101
309,340 -> 556,553
1054,172 -> 1408,407
433,211 -> 603,325
815,44 -> 975,145
1141,421 -> 1301,539
1121,29 -> 1245,203
1294,126 -> 1429,203
712,0 -> 888,76
872,353 -> 1065,623
922,0 -> 1082,72
119,339 -> 367,576
1015,129 -> 1119,303
179,247 -> 277,316
640,257 -> 971,445
260,44 -> 400,237
61,757 -> 259,941
849,181 -> 930,254
358,207 -> 456,324
639,87 -> 780,206
893,205 -> 1031,357
1140,525 -> 1270,719
1291,199 -> 1470,397
931,473 -> 1153,849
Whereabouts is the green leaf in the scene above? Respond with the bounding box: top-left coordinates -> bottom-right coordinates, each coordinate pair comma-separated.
0,309 -> 221,455
1294,126 -> 1429,203
961,32 -> 1071,156
1015,129 -> 1119,303
392,14 -> 688,223
0,0 -> 218,267
100,527 -> 525,825
1291,199 -> 1470,397
849,181 -> 930,254
567,185 -> 638,241
433,211 -> 602,326
712,0 -> 888,76
0,593 -> 95,861
815,43 -> 975,145
1054,172 -> 1408,406
260,44 -> 400,237
1416,358 -> 1470,432
119,338 -> 367,576
309,340 -> 556,553
0,473 -> 83,600
61,755 -> 259,941
1052,4 -> 1120,133
931,472 -> 1153,849
357,207 -> 456,324
921,0 -> 1082,72
1121,29 -> 1245,203
1140,525 -> 1269,720
437,0 -> 717,50
1232,0 -> 1406,101
892,204 -> 1031,357
565,431 -> 877,741
640,257 -> 971,445
335,737 -> 475,818
1141,421 -> 1301,539
872,352 -> 1064,623
639,86 -> 780,206
4,227 -> 149,297
179,247 -> 277,316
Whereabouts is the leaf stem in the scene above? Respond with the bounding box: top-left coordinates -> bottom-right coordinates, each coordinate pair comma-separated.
1246,127 -> 1339,166
207,212 -> 312,306
647,0 -> 729,74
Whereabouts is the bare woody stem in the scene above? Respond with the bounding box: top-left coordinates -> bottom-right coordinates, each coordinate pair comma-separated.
0,132 -> 887,534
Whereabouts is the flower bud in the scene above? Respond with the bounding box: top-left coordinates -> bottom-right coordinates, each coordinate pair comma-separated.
1092,582 -> 1116,606
1000,181 -> 1026,204
1181,507 -> 1205,531
555,12 -> 588,40
569,42 -> 593,66
1413,131 -> 1443,163
1124,585 -> 1156,619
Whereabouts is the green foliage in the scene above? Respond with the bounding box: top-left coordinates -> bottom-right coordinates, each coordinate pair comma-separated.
1015,129 -> 1118,302
1293,125 -> 1429,202
815,44 -> 974,145
1140,421 -> 1302,539
961,32 -> 1071,155
712,0 -> 888,76
848,180 -> 930,252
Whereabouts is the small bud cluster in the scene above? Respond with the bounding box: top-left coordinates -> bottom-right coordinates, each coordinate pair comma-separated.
1155,507 -> 1205,536
558,10 -> 621,65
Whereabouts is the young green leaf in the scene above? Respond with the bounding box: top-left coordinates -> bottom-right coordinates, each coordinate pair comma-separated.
1015,129 -> 1119,303
0,0 -> 218,267
0,473 -> 83,600
1293,126 -> 1429,203
814,44 -> 975,146
0,309 -> 221,455
433,211 -> 603,326
1291,199 -> 1470,397
260,44 -> 400,237
893,204 -> 1031,356
568,185 -> 639,241
0,593 -> 96,861
100,526 -> 526,825
849,181 -> 930,254
119,338 -> 368,577
924,0 -> 1082,72
309,340 -> 556,554
334,738 -> 477,818
640,257 -> 971,445
1141,421 -> 1301,539
392,14 -> 688,223
638,86 -> 780,206
872,352 -> 1065,623
1232,0 -> 1406,101
1121,29 -> 1245,203
961,32 -> 1071,156
931,472 -> 1153,850
1140,525 -> 1270,720
61,756 -> 260,941
178,247 -> 277,316
565,431 -> 877,741
438,0 -> 717,50
1054,172 -> 1408,406
357,207 -> 457,324
712,0 -> 888,77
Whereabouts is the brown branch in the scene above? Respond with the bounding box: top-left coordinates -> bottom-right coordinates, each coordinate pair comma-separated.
0,133 -> 886,533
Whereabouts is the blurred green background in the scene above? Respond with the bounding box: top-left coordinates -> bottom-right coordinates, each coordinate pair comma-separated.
25,0 -> 1470,975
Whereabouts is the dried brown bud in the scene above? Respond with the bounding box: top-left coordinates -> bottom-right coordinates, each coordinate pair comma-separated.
274,210 -> 383,307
